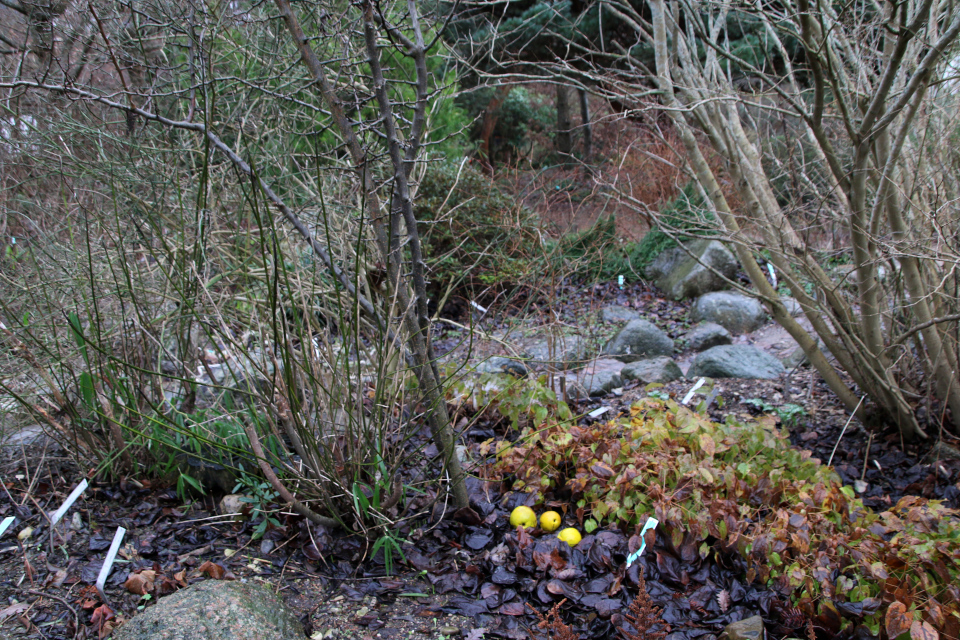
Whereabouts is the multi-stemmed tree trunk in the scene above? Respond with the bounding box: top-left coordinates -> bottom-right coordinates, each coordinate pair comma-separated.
1,0 -> 470,519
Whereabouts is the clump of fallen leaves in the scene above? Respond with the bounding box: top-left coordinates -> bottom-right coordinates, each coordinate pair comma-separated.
621,568 -> 669,640
529,599 -> 577,640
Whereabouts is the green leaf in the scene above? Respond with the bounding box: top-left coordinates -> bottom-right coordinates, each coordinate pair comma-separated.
841,485 -> 855,499
79,371 -> 95,408
68,311 -> 88,363
584,518 -> 598,533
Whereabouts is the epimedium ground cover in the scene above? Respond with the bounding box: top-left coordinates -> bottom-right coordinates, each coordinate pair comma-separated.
491,396 -> 960,640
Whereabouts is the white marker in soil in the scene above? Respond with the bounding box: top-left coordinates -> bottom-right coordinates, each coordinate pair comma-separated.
469,300 -> 487,314
682,378 -> 706,405
96,526 -> 126,601
50,479 -> 88,527
0,516 -> 14,538
588,406 -> 611,418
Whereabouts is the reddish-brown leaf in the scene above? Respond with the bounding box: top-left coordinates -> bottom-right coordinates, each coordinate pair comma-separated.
499,601 -> 526,616
886,602 -> 912,639
590,462 -> 615,479
197,561 -> 226,580
123,570 -> 156,595
89,604 -> 113,629
911,621 -> 938,640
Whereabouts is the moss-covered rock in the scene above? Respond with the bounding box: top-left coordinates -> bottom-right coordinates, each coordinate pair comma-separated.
112,580 -> 302,640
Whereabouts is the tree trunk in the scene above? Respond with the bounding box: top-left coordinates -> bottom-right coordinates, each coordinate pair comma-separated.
479,85 -> 509,170
556,83 -> 573,164
579,88 -> 592,163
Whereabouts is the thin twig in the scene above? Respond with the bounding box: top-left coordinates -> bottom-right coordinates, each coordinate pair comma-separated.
22,590 -> 80,640
828,396 -> 866,467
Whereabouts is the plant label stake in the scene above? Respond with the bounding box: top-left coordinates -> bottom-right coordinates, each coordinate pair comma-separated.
682,378 -> 706,405
96,526 -> 126,602
0,516 -> 14,538
626,517 -> 659,568
50,479 -> 87,527
48,478 -> 88,555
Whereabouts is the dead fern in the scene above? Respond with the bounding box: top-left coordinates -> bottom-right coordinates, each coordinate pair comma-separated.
528,599 -> 578,640
621,568 -> 670,640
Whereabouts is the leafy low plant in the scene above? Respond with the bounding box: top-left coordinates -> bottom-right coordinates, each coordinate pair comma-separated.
370,531 -> 407,577
493,398 -> 960,639
233,473 -> 282,540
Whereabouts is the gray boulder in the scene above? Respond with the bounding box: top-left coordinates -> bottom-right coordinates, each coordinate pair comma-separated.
690,291 -> 768,334
582,370 -> 623,397
600,305 -> 642,324
601,319 -> 674,363
113,580 -> 303,640
522,335 -> 590,370
688,345 -> 786,379
684,322 -> 732,352
620,357 -> 684,384
646,239 -> 738,300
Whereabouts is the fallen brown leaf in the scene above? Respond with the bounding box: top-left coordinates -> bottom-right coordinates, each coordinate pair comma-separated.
123,570 -> 156,595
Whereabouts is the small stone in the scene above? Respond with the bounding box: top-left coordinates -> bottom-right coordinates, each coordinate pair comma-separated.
356,606 -> 369,618
17,526 -> 33,541
719,615 -> 764,640
439,627 -> 461,636
854,480 -> 868,494
70,512 -> 84,531
219,494 -> 249,521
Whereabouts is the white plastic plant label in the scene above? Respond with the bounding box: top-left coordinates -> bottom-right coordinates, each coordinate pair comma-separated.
626,517 -> 659,568
50,479 -> 88,527
96,526 -> 126,601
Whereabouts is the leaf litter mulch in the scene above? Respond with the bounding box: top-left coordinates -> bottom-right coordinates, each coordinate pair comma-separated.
1,435 -> 786,640
2,281 -> 959,640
